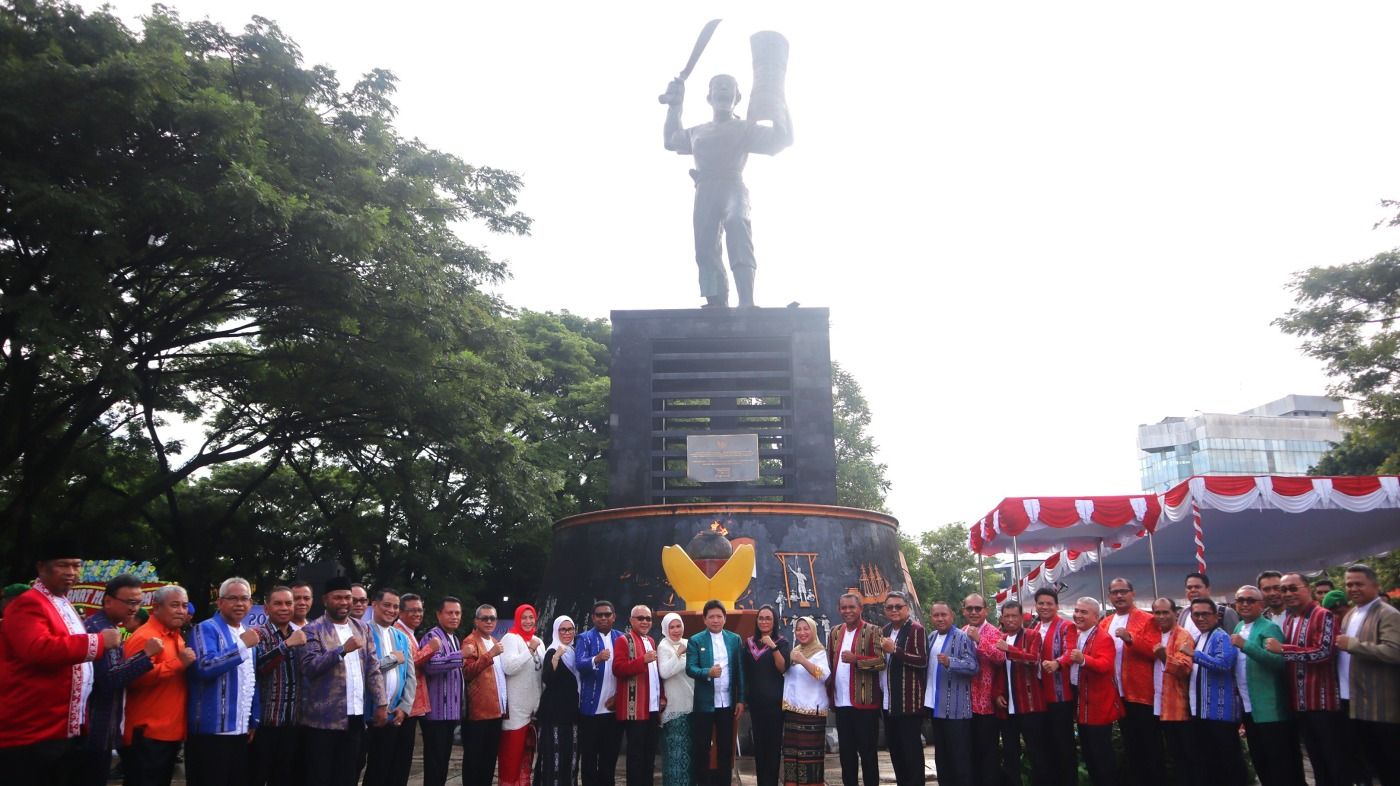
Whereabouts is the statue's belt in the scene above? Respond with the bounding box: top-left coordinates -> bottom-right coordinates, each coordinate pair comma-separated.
689,169 -> 744,185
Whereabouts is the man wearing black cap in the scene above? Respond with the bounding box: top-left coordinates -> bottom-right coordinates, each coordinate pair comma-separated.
299,576 -> 387,786
0,538 -> 121,784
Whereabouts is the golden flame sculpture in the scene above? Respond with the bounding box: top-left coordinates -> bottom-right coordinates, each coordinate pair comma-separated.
661,526 -> 754,611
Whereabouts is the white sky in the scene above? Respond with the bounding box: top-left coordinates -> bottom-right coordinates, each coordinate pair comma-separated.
102,1 -> 1400,533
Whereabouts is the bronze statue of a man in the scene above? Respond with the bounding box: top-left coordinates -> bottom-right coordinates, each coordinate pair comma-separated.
662,73 -> 792,308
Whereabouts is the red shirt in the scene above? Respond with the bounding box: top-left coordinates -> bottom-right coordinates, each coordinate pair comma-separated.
1098,608 -> 1158,705
1036,616 -> 1077,705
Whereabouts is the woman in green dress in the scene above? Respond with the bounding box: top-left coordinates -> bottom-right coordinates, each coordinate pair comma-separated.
657,612 -> 694,786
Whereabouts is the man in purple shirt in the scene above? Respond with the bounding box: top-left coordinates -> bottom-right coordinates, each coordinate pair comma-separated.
419,597 -> 463,786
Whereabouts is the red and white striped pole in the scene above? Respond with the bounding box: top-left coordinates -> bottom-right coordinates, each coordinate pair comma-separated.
1192,501 -> 1207,573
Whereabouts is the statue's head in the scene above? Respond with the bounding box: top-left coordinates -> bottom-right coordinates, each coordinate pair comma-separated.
707,74 -> 741,114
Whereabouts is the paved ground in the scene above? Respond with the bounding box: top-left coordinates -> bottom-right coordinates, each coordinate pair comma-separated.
158,731 -> 919,784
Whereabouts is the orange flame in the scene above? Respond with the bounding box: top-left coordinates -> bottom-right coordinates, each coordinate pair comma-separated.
709,520 -> 729,537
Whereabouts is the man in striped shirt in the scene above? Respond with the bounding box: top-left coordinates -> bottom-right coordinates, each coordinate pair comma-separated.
252,586 -> 308,786
419,597 -> 463,786
1264,573 -> 1344,786
1032,589 -> 1078,786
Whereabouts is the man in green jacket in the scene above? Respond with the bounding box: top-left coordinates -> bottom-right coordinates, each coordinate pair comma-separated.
1231,585 -> 1305,786
685,600 -> 745,786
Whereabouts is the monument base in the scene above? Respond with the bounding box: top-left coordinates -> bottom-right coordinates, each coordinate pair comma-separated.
537,502 -> 918,639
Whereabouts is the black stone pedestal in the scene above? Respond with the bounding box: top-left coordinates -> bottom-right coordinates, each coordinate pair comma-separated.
608,307 -> 837,508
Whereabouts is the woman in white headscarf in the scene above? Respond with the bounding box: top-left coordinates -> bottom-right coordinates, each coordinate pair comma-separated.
656,612 -> 694,786
534,615 -> 581,786
781,616 -> 830,786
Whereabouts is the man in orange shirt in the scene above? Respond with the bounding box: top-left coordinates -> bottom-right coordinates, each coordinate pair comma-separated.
123,585 -> 196,786
1102,579 -> 1163,786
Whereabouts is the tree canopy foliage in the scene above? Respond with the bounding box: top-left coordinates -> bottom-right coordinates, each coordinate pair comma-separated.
833,363 -> 891,512
1280,246 -> 1400,588
899,523 -> 984,622
0,0 -> 613,602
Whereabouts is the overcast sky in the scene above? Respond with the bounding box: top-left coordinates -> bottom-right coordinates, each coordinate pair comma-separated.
103,1 -> 1400,533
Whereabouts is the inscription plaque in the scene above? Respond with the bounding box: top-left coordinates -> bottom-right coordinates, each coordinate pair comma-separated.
686,434 -> 760,483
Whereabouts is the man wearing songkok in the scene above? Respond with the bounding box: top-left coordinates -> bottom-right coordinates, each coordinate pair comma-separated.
614,605 -> 663,786
923,601 -> 977,786
186,577 -> 262,785
1229,585 -> 1304,786
298,575 -> 386,786
418,596 -> 462,786
1185,598 -> 1246,786
1264,572 -> 1345,786
1032,589 -> 1078,786
576,599 -> 625,786
993,600 -> 1051,786
123,584 -> 196,786
0,540 -> 122,783
961,593 -> 1005,786
251,585 -> 308,786
879,591 -> 928,786
1149,598 -> 1193,786
364,588 -> 416,786
1061,598 -> 1121,786
1334,564 -> 1400,786
462,603 -> 507,786
80,574 -> 157,786
1102,579 -> 1164,786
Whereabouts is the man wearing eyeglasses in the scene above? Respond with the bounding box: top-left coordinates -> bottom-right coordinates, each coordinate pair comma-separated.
614,605 -> 663,786
879,591 -> 928,786
1101,579 -> 1164,786
186,577 -> 262,786
576,600 -> 625,786
961,594 -> 1005,786
1229,585 -> 1302,786
80,574 -> 158,786
1263,573 -> 1344,786
462,604 -> 507,786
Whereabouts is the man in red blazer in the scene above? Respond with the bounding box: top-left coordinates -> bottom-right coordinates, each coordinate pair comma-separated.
1063,598 -> 1122,786
1102,579 -> 1164,786
613,604 -> 663,786
1033,589 -> 1078,786
995,599 -> 1052,786
0,540 -> 120,784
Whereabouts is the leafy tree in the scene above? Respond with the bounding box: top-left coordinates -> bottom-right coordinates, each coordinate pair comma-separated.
0,2 -> 531,574
1280,248 -> 1400,590
899,523 -> 984,621
832,363 -> 891,511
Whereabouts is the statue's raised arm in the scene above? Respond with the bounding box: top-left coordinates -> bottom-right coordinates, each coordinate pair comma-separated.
660,31 -> 791,309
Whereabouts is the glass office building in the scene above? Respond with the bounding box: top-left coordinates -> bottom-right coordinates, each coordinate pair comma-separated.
1137,395 -> 1345,494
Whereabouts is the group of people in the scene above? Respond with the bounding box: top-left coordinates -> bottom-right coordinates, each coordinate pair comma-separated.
2,542 -> 1398,786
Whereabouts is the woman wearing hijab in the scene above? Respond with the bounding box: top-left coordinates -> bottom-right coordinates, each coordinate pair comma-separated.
743,605 -> 791,786
656,612 -> 695,786
782,616 -> 830,786
536,615 -> 581,786
500,604 -> 545,786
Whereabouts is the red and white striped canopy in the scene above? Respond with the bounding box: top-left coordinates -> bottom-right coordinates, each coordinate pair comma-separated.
980,475 -> 1400,601
969,494 -> 1161,556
